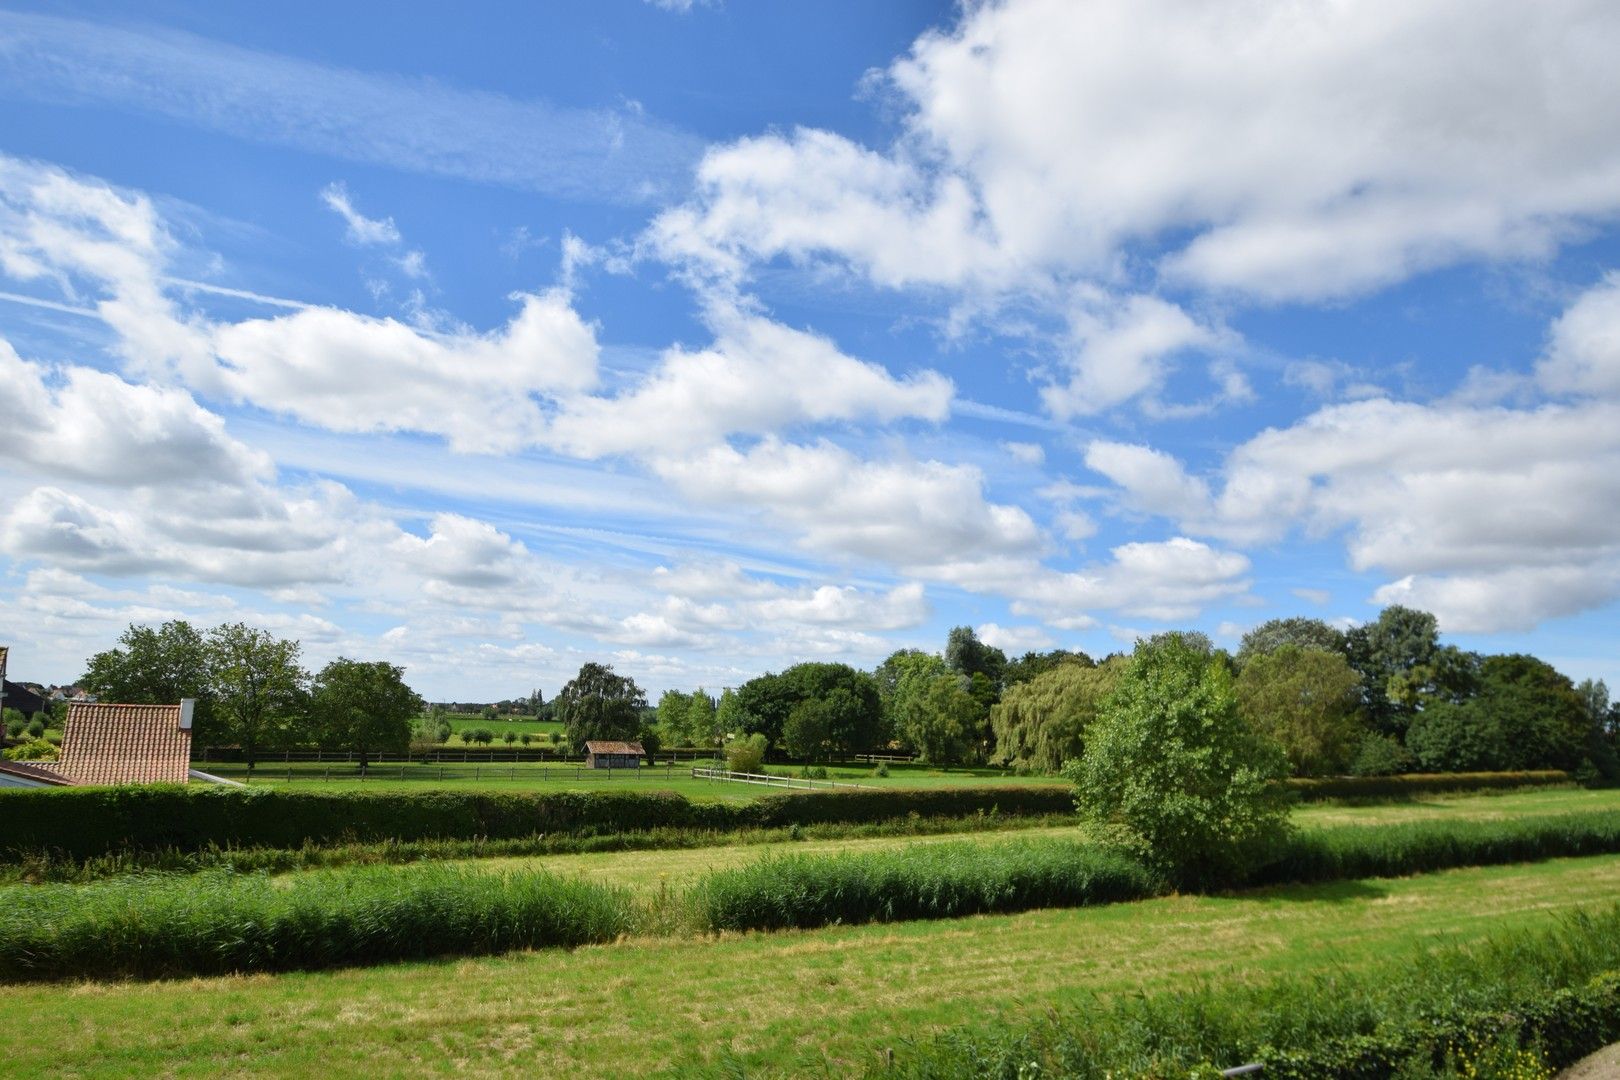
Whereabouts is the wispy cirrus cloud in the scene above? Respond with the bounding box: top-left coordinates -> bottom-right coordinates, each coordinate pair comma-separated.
0,11 -> 703,205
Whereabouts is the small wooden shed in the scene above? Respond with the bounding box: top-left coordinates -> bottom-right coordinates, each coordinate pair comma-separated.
584,740 -> 644,769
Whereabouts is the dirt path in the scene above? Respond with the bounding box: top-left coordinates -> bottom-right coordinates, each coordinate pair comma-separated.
1560,1044 -> 1620,1078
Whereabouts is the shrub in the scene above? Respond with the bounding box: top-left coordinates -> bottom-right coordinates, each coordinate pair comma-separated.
503,732 -> 517,746
24,719 -> 44,739
0,864 -> 632,981
520,733 -> 532,746
1071,634 -> 1292,886
1349,732 -> 1417,776
873,762 -> 890,778
725,733 -> 768,774
696,839 -> 1161,932
3,739 -> 58,762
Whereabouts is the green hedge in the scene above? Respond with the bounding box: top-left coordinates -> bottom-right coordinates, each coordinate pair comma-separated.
0,784 -> 1074,860
1285,770 -> 1571,801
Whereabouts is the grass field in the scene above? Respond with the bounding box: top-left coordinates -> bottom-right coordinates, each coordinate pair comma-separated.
199,758 -> 1067,800
438,715 -> 565,743
4,854 -> 1617,1077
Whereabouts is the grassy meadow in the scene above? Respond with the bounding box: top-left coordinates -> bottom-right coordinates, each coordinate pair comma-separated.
5,784 -> 1620,1076
3,855 -> 1618,1076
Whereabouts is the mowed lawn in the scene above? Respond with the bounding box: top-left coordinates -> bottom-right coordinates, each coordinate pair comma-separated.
8,855 -> 1620,1077
198,759 -> 1068,800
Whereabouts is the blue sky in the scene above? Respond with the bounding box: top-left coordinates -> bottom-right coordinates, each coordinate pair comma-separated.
3,0 -> 1620,700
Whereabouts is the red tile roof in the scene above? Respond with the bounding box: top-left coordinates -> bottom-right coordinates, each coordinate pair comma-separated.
584,740 -> 645,756
39,702 -> 193,786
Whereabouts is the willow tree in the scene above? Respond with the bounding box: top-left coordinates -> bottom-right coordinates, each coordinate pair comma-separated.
990,657 -> 1125,774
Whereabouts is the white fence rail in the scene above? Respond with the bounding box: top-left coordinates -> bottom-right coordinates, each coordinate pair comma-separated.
690,767 -> 870,791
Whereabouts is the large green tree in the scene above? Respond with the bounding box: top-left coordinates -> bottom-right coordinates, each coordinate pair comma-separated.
555,662 -> 646,751
734,663 -> 881,757
1406,653 -> 1590,772
204,623 -> 308,769
991,658 -> 1124,774
312,658 -> 422,767
1345,605 -> 1439,734
1237,617 -> 1347,666
1002,649 -> 1093,688
81,620 -> 211,709
1235,645 -> 1365,776
1068,633 -> 1292,887
901,674 -> 980,766
945,626 -> 1007,686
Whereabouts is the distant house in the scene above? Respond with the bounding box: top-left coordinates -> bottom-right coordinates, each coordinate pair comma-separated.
2,680 -> 47,720
0,700 -> 241,789
584,740 -> 644,769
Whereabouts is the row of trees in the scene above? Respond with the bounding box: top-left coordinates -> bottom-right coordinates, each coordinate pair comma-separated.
81,621 -> 422,768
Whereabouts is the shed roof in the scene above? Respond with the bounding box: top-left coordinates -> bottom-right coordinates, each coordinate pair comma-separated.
0,759 -> 75,786
584,740 -> 645,755
34,702 -> 194,786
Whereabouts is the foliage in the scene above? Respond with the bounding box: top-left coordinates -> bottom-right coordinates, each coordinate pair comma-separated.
2,738 -> 58,761
991,657 -> 1124,774
901,674 -> 982,766
24,719 -> 44,739
1070,633 -> 1293,886
204,623 -> 309,767
0,864 -> 632,981
311,658 -> 422,766
1408,655 -> 1593,773
1236,645 -> 1366,776
1237,616 -> 1348,664
733,663 -> 882,756
714,688 -> 745,739
1002,648 -> 1094,688
0,784 -> 1076,859
875,649 -> 949,746
1346,604 -> 1440,734
696,839 -> 1161,932
80,619 -> 212,712
782,697 -> 834,760
724,732 -> 768,773
1349,732 -> 1418,776
944,625 -> 1007,687
555,662 -> 646,752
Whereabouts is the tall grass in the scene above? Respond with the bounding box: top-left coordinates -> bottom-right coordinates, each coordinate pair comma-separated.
1252,809 -> 1620,886
865,906 -> 1620,1078
697,810 -> 1620,934
0,864 -> 632,981
696,839 -> 1162,932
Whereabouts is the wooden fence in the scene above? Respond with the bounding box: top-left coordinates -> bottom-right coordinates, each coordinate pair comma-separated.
690,766 -> 870,791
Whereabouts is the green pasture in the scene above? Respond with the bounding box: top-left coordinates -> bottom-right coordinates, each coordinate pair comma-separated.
4,853 -> 1617,1077
198,758 -> 1067,800
437,714 -> 565,742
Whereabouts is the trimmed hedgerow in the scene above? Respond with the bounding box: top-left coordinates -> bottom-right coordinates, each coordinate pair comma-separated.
0,864 -> 633,981
1285,770 -> 1572,802
696,839 -> 1163,932
0,784 -> 1075,860
866,907 -> 1620,1078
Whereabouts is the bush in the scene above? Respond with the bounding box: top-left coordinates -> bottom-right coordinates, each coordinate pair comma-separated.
697,839 -> 1161,932
1071,634 -> 1292,886
0,864 -> 632,981
1348,732 -> 1417,776
725,733 -> 767,774
873,762 -> 890,778
0,784 -> 1079,860
464,728 -> 495,745
2,739 -> 58,762
24,719 -> 44,739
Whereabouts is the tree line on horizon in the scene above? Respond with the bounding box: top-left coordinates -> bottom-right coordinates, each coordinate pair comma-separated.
59,605 -> 1620,779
